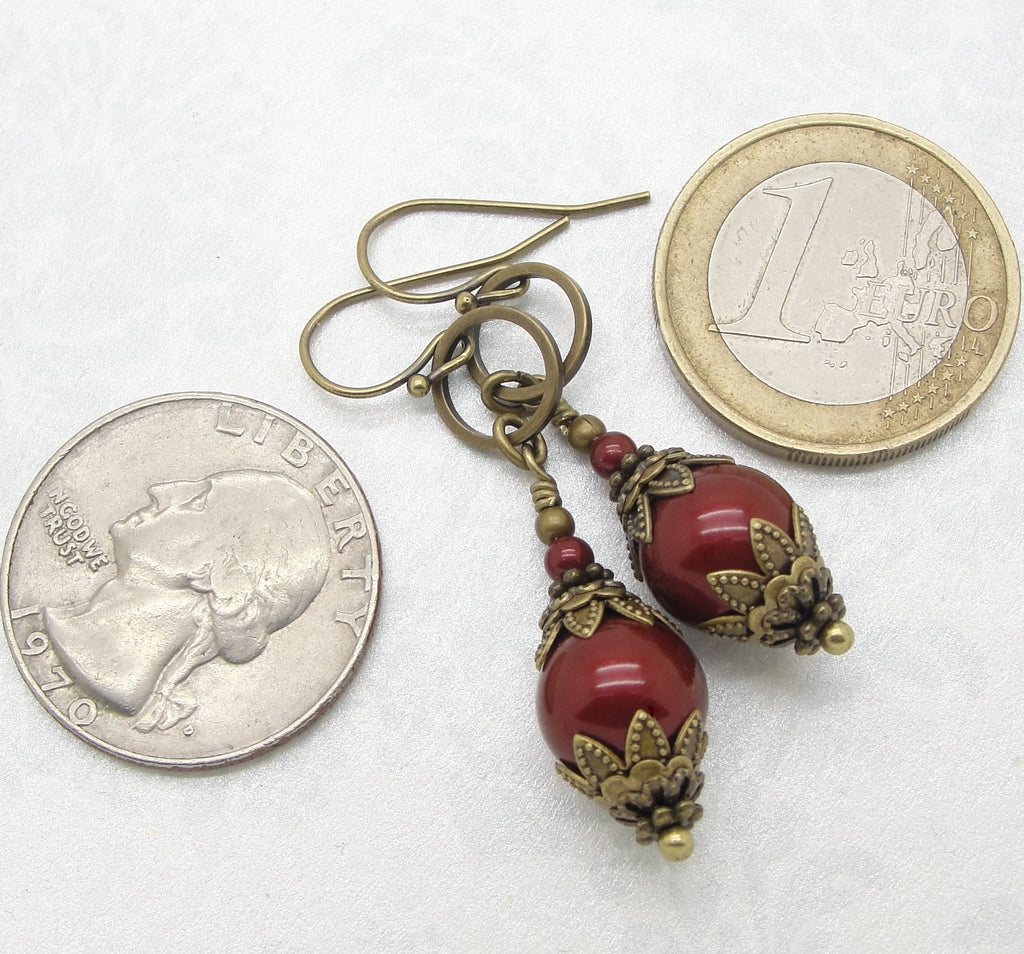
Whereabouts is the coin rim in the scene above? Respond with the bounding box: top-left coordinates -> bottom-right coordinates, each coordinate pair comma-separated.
653,112 -> 1021,464
2,391 -> 381,770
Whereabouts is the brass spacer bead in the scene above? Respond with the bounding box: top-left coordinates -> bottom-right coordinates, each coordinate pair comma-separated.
567,414 -> 607,452
535,506 -> 575,544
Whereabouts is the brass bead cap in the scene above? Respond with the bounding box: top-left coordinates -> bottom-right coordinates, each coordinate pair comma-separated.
535,506 -> 575,544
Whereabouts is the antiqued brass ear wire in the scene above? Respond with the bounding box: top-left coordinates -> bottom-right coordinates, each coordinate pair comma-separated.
298,193 -> 649,400
354,195 -> 650,304
300,190 -> 852,860
300,190 -> 715,862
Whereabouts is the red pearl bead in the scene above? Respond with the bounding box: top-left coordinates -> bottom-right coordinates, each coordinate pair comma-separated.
536,616 -> 708,766
589,431 -> 637,479
544,536 -> 595,580
640,463 -> 793,624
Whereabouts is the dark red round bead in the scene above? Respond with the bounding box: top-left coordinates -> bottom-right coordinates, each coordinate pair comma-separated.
639,463 -> 793,624
536,616 -> 708,766
544,536 -> 595,580
589,431 -> 637,479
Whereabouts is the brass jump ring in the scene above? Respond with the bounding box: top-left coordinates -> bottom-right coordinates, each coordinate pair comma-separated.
468,262 -> 592,406
431,304 -> 564,452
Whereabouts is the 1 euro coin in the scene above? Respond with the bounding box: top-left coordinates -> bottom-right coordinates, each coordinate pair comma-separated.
654,114 -> 1020,464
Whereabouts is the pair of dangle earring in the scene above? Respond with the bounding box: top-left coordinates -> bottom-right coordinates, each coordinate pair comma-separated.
300,194 -> 853,860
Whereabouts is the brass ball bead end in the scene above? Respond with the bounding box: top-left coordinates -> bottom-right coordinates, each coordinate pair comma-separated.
535,506 -> 575,544
821,619 -> 855,655
567,414 -> 607,452
407,374 -> 431,398
657,826 -> 695,861
455,291 -> 477,314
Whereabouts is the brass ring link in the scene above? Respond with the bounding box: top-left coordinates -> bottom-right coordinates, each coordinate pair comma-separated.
469,263 -> 592,406
431,303 -> 564,451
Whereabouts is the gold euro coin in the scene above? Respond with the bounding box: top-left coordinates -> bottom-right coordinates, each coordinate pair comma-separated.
654,114 -> 1020,464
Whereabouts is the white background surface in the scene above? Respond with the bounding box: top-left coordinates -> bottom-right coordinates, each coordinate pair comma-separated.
2,3 -> 1022,952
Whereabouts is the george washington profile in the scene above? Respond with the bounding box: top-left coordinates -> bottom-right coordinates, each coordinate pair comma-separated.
44,470 -> 331,732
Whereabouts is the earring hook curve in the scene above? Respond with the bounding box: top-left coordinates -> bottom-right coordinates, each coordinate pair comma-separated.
356,193 -> 650,305
299,191 -> 650,403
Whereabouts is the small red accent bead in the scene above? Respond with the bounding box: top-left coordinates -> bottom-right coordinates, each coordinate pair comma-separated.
640,463 -> 794,623
544,536 -> 595,580
536,616 -> 708,766
589,431 -> 637,478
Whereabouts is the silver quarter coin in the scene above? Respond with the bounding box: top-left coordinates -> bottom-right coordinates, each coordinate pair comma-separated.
2,393 -> 380,768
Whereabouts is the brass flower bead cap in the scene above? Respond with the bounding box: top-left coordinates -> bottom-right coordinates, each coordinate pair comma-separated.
551,709 -> 708,860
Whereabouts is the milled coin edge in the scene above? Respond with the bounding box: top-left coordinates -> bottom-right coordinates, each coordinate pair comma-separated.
1,391 -> 381,770
653,112 -> 1021,465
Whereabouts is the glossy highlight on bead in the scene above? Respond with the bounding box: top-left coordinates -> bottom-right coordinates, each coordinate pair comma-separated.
536,616 -> 708,766
544,536 -> 594,580
589,431 -> 637,479
640,463 -> 793,624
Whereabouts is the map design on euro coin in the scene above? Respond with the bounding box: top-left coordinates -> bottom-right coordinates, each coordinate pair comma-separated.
655,115 -> 1019,463
710,161 -> 970,405
2,393 -> 379,768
